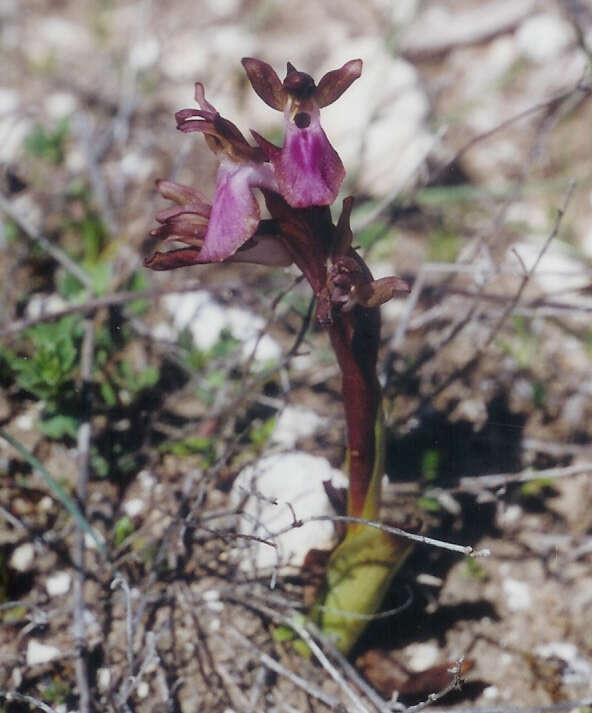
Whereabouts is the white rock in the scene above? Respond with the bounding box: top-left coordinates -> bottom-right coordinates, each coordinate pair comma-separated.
123,498 -> 144,518
44,92 -> 77,119
406,641 -> 439,670
150,321 -> 177,342
205,0 -> 240,18
232,452 -> 348,572
97,667 -> 111,692
128,36 -> 160,70
0,116 -> 32,163
36,17 -> 91,55
0,87 -> 19,115
26,640 -> 61,666
535,642 -> 591,686
162,291 -> 280,361
321,40 -> 433,198
483,685 -> 500,700
515,13 -> 574,64
25,293 -> 67,320
502,578 -> 532,611
46,571 -> 71,596
271,406 -> 323,449
137,681 -> 149,699
9,542 -> 35,572
202,590 -> 224,612
510,239 -> 590,296
120,152 -> 155,180
84,530 -> 105,550
137,469 -> 156,491
161,34 -> 209,80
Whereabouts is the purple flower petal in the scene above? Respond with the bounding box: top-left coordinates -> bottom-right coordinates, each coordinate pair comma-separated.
197,160 -> 278,262
274,108 -> 344,208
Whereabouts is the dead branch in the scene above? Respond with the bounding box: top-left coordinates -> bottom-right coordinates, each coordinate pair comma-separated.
72,318 -> 95,713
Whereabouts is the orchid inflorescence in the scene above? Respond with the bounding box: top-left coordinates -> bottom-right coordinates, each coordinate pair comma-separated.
146,58 -> 412,655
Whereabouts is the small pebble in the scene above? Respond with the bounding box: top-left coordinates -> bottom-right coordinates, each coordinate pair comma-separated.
503,578 -> 532,611
9,542 -> 34,572
26,640 -> 61,666
46,571 -> 71,596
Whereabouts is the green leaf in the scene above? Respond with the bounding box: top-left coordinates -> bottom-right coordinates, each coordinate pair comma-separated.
39,413 -> 79,439
520,477 -> 554,497
249,416 -> 277,448
24,118 -> 69,164
159,435 -> 214,458
417,496 -> 441,512
8,316 -> 80,401
91,451 -> 109,478
421,449 -> 440,482
113,515 -> 135,547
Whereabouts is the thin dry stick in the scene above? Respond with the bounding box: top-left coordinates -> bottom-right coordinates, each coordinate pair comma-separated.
317,637 -> 393,713
288,617 -> 372,713
430,79 -> 591,184
111,573 -> 135,674
430,700 -> 592,713
73,318 -> 95,713
404,658 -> 465,713
0,280 -> 212,338
458,462 -> 592,491
229,626 -> 342,710
0,191 -> 93,291
0,692 -> 58,713
276,514 -> 490,558
483,180 -> 576,348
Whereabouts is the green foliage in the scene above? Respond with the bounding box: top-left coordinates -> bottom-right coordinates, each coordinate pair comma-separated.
1,218 -> 18,244
1,604 -> 27,624
416,495 -> 441,512
463,556 -> 488,581
421,449 -> 440,481
159,435 -> 214,462
520,476 -> 554,498
126,270 -> 150,316
2,316 -> 80,402
249,416 -> 277,449
39,413 -> 79,439
24,119 -> 68,164
428,227 -> 460,262
113,515 -> 135,547
355,220 -> 390,250
40,677 -> 70,705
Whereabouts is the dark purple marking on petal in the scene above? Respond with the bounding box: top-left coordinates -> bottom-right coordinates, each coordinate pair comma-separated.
294,112 -> 311,129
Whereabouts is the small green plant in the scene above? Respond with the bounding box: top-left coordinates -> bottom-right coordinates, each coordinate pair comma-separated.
2,316 -> 80,402
24,119 -> 69,164
113,515 -> 135,547
428,227 -> 460,262
520,476 -> 554,498
40,677 -> 70,705
249,416 -> 277,449
463,556 -> 488,581
158,435 -> 215,463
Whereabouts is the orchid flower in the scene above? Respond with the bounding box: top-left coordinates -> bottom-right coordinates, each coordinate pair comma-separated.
146,83 -> 286,268
242,58 -> 362,208
145,58 -> 412,655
